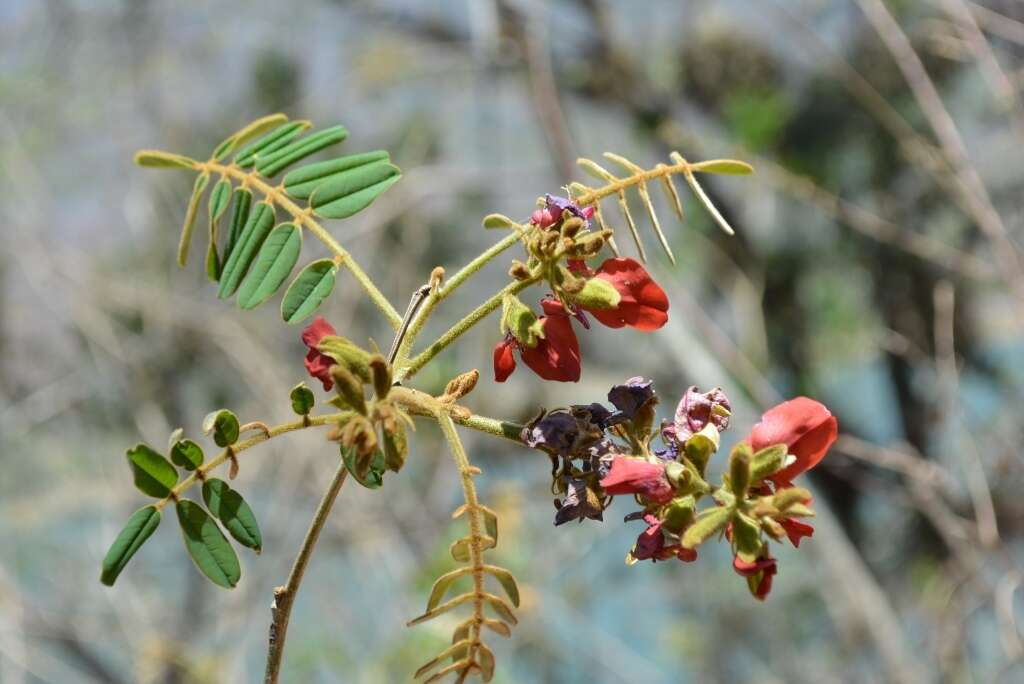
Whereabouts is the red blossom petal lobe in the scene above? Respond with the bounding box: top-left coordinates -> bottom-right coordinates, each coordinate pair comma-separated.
747,396 -> 838,485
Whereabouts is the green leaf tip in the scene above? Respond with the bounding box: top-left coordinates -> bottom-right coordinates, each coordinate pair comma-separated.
134,149 -> 196,169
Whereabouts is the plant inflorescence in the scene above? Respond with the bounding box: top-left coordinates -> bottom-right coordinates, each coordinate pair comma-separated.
103,114 -> 838,683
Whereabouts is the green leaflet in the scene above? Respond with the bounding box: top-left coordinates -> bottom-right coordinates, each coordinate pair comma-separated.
484,565 -> 520,607
426,567 -> 472,610
255,125 -> 349,178
100,505 -> 161,586
280,259 -> 337,324
202,478 -> 262,553
169,438 -> 204,471
224,187 -> 253,261
203,409 -> 240,447
206,179 -> 232,281
126,444 -> 178,498
310,161 -> 401,219
175,499 -> 240,589
689,159 -> 754,175
289,382 -> 315,416
211,113 -> 289,161
134,149 -> 196,169
283,150 -> 390,200
235,121 -> 310,168
237,223 -> 302,310
217,202 -> 275,298
177,173 -> 210,268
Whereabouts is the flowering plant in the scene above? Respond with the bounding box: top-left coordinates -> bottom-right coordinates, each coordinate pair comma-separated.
101,114 -> 836,682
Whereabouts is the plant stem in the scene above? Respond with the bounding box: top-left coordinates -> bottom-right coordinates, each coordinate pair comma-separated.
153,412 -> 350,511
393,232 -> 523,368
264,459 -> 349,684
390,386 -> 525,443
436,411 -> 485,675
398,274 -> 541,381
196,161 -> 403,329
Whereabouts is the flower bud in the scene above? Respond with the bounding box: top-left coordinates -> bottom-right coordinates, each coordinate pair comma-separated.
750,444 -> 786,482
444,369 -> 479,401
729,443 -> 753,499
382,423 -> 408,472
501,295 -> 541,348
561,216 -> 585,238
572,277 -> 621,311
368,354 -> 392,400
660,495 -> 696,534
508,260 -> 533,280
331,364 -> 367,415
318,337 -> 372,383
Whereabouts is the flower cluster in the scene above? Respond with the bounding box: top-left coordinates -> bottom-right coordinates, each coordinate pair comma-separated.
494,195 -> 669,382
302,317 -> 412,485
523,379 -> 837,601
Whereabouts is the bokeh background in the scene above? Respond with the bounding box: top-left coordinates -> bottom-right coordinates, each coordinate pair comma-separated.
3,0 -> 1024,682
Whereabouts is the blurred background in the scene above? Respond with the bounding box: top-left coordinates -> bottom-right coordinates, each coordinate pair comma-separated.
2,0 -> 1024,682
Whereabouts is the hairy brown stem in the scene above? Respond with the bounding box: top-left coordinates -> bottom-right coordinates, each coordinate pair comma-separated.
264,460 -> 349,684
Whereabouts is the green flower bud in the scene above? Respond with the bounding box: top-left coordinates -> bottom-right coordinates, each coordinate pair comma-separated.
572,277 -> 621,310
330,364 -> 367,415
368,354 -> 391,400
729,443 -> 753,499
660,495 -> 696,534
501,295 -> 541,347
318,337 -> 372,382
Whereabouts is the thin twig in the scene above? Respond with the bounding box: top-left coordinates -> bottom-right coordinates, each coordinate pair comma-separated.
264,460 -> 348,684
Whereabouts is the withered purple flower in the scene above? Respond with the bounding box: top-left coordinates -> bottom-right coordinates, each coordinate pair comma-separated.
522,406 -> 607,458
667,386 -> 732,442
544,194 -> 595,223
554,478 -> 605,526
607,377 -> 656,421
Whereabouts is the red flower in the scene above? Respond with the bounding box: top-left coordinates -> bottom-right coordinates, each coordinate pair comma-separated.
600,456 -> 675,504
633,515 -> 668,560
747,397 -> 838,487
492,298 -> 581,382
569,258 -> 668,331
302,317 -> 338,391
733,551 -> 778,601
779,517 -> 814,548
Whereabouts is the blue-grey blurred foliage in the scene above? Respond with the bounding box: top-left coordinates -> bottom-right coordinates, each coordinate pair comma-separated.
1,0 -> 1023,682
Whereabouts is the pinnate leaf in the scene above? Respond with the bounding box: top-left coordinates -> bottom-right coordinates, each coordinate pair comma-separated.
212,113 -> 289,161
177,173 -> 210,268
235,120 -> 311,167
100,505 -> 161,586
169,438 -> 204,471
126,444 -> 178,498
256,125 -> 349,178
283,150 -> 390,200
309,160 -> 401,219
134,150 -> 196,169
203,409 -> 239,447
175,499 -> 240,588
237,223 -> 302,309
289,382 -> 315,415
281,259 -> 337,324
202,478 -> 262,553
217,202 -> 275,298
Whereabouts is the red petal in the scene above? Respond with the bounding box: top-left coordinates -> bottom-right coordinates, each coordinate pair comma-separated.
779,518 -> 814,548
493,339 -> 517,382
588,258 -> 669,331
747,397 -> 838,484
304,349 -> 335,391
600,457 -> 675,503
301,316 -> 337,349
521,311 -> 581,382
